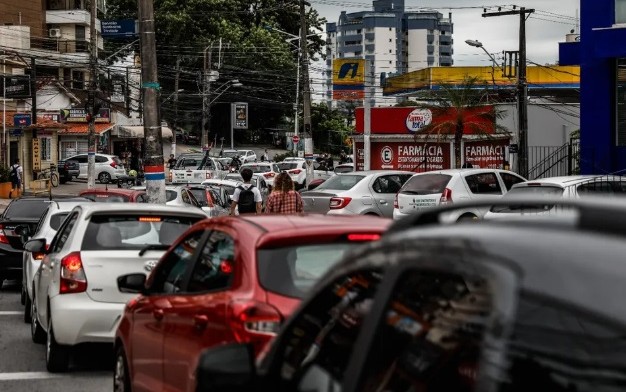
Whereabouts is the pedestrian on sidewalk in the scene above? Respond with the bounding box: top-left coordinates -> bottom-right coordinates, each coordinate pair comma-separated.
265,172 -> 303,214
9,159 -> 22,199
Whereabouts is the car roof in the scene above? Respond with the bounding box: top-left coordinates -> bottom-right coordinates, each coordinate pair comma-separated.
71,203 -> 207,217
79,188 -> 144,196
240,214 -> 389,233
409,168 -> 518,176
202,179 -> 240,186
513,175 -> 624,188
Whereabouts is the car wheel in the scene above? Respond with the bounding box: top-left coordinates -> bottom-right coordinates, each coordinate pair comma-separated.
113,346 -> 132,392
30,295 -> 46,343
457,213 -> 478,222
46,318 -> 70,372
24,294 -> 32,324
98,172 -> 112,184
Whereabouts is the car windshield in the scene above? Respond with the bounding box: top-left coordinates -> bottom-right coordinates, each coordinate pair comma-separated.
82,214 -> 202,250
4,201 -> 51,219
243,164 -> 271,173
279,163 -> 298,170
174,156 -> 203,169
50,212 -> 69,231
223,151 -> 240,158
316,174 -> 365,191
257,243 -> 361,299
400,174 -> 452,195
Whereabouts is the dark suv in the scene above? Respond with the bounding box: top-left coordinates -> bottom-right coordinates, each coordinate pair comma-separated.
57,159 -> 79,184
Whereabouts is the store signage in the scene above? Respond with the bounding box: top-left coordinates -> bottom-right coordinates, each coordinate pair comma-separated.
333,58 -> 365,100
405,109 -> 433,132
32,138 -> 41,171
2,76 -> 31,98
13,114 -> 31,127
232,102 -> 248,129
101,19 -> 137,38
355,141 -> 451,172
464,139 -> 509,169
60,108 -> 111,123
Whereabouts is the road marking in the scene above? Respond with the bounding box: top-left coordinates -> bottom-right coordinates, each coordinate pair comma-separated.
0,372 -> 65,381
0,311 -> 22,316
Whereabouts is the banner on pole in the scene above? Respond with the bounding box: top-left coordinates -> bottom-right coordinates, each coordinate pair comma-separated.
232,102 -> 248,129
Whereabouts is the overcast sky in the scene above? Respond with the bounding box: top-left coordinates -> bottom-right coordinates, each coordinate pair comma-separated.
311,0 -> 579,66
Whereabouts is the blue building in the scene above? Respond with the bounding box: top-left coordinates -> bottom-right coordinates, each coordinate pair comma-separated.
559,0 -> 626,174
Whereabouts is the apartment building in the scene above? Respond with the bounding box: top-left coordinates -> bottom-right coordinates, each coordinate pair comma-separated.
326,0 -> 453,107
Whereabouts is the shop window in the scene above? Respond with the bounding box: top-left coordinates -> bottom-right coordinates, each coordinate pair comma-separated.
40,137 -> 52,161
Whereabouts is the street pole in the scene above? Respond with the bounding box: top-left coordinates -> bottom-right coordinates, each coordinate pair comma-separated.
230,103 -> 234,150
87,0 -> 97,189
138,0 -> 166,203
202,44 -> 212,154
2,53 -> 5,167
482,7 -> 533,178
172,58 -> 180,157
300,0 -> 314,185
363,59 -> 371,171
294,39 -> 301,156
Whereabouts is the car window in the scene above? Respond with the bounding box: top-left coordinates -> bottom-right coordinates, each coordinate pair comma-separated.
50,212 -> 79,253
33,207 -> 49,235
189,189 -> 209,207
49,212 -> 70,231
166,190 -> 178,202
577,181 -> 618,196
279,163 -> 299,171
150,231 -> 205,294
464,173 -> 503,195
202,159 -> 216,171
87,194 -> 130,203
500,172 -> 526,191
95,155 -> 108,163
400,174 -> 452,195
136,193 -> 149,203
4,200 -> 50,220
334,165 -> 353,174
181,190 -> 191,204
72,155 -> 88,164
372,174 -> 406,194
273,164 -> 280,173
275,269 -> 384,390
316,174 -> 365,191
187,231 -> 235,293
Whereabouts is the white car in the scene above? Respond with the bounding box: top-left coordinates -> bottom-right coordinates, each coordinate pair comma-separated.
66,153 -> 126,184
21,199 -> 92,324
484,175 -> 626,219
393,169 -> 526,221
169,153 -> 227,184
240,162 -> 281,187
222,149 -> 257,163
278,160 -> 307,189
25,204 -> 207,372
132,185 -> 205,211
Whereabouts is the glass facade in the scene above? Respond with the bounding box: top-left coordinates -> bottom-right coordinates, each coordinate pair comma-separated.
617,0 -> 626,24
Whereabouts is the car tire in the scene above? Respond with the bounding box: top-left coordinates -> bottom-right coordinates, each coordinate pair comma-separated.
457,213 -> 478,222
46,318 -> 70,372
30,295 -> 46,343
24,294 -> 32,324
98,172 -> 112,184
113,346 -> 132,392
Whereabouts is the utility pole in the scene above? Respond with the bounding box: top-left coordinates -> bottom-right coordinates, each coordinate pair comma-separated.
86,0 -> 97,189
138,0 -> 166,203
300,0 -> 314,183
202,44 -> 212,154
483,6 -> 533,178
172,58 -> 180,157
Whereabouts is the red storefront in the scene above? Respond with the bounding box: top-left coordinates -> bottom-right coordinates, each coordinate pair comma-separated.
352,107 -> 510,172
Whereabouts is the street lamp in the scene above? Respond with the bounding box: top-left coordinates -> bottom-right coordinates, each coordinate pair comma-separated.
465,39 -> 499,86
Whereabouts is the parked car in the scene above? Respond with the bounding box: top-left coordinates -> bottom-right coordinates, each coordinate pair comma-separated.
21,198 -> 93,323
79,189 -> 149,203
132,185 -> 205,211
0,197 -> 59,289
278,160 -> 307,190
25,204 -> 208,372
484,175 -> 626,219
194,198 -> 626,392
394,169 -> 526,221
302,170 -> 414,218
222,149 -> 257,163
65,153 -> 126,184
185,185 -> 229,217
240,162 -> 281,188
57,160 -> 80,184
113,214 -> 390,392
201,179 -> 241,204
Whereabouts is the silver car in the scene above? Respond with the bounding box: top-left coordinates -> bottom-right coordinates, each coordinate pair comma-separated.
222,173 -> 270,205
24,204 -> 207,372
302,170 -> 413,218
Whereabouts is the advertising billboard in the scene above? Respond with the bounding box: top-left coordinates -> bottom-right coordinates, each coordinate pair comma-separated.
355,141 -> 452,172
232,102 -> 248,129
60,108 -> 111,123
101,19 -> 137,38
464,139 -> 509,169
333,58 -> 365,100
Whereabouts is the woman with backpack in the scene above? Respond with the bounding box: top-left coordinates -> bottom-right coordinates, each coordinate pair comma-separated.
265,172 -> 304,214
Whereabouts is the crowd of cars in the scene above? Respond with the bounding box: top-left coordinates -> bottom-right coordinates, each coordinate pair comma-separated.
3,151 -> 626,391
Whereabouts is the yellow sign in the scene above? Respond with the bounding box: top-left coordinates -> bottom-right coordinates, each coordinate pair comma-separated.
333,59 -> 365,85
32,138 -> 41,172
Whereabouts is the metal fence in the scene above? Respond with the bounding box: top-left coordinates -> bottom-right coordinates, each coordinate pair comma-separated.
528,138 -> 580,180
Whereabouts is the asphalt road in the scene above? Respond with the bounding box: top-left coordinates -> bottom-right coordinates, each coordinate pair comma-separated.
0,281 -> 112,391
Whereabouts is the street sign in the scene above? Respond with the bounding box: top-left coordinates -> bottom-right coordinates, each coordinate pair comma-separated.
292,135 -> 300,144
32,138 -> 41,172
101,19 -> 137,38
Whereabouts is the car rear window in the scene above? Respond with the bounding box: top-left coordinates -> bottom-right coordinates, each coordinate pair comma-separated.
50,212 -> 69,231
334,165 -> 353,174
113,156 -> 124,166
244,164 -> 271,173
82,214 -> 202,250
316,174 -> 365,191
4,200 -> 50,219
257,243 -> 361,299
400,174 -> 452,195
279,163 -> 298,170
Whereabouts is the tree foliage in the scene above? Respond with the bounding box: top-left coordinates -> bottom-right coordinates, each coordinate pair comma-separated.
311,103 -> 354,154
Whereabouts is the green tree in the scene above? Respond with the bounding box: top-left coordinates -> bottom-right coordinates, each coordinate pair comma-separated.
311,103 -> 353,154
404,77 -> 509,168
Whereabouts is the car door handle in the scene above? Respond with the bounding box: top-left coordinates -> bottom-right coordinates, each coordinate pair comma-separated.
379,200 -> 388,204
194,314 -> 209,329
153,308 -> 164,321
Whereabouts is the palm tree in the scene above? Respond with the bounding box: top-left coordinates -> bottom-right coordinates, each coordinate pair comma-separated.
404,76 -> 509,169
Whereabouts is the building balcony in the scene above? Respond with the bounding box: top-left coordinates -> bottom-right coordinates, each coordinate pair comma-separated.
31,37 -> 89,54
338,34 -> 362,43
427,44 -> 434,54
46,10 -> 101,31
440,55 -> 453,66
427,34 -> 435,44
365,32 -> 375,41
439,35 -> 452,45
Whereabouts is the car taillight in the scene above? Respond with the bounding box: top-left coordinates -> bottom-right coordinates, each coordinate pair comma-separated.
110,161 -> 117,168
59,252 -> 87,294
440,188 -> 453,205
347,233 -> 381,241
0,224 -> 8,244
229,301 -> 282,355
263,172 -> 275,178
329,197 -> 352,209
394,192 -> 399,209
289,169 -> 302,175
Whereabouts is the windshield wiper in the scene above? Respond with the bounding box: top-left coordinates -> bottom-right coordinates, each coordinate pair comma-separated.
139,244 -> 170,256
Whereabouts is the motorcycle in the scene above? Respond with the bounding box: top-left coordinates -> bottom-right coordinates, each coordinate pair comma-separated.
228,156 -> 242,173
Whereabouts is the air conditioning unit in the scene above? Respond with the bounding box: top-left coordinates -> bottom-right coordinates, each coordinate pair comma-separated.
49,28 -> 61,38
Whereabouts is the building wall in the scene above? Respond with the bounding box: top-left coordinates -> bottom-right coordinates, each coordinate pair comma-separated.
0,0 -> 45,38
407,29 -> 429,71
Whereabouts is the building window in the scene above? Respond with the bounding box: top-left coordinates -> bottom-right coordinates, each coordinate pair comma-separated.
389,27 -> 392,31
389,38 -> 392,42
618,0 -> 626,24
41,138 -> 52,161
389,49 -> 392,53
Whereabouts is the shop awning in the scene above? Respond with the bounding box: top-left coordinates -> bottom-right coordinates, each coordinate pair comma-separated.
57,123 -> 114,135
117,125 -> 173,139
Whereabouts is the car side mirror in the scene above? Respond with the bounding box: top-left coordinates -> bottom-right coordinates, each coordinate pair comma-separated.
117,273 -> 147,294
24,238 -> 46,253
196,343 -> 257,392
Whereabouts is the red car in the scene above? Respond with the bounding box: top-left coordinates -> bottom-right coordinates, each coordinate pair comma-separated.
113,214 -> 390,392
79,188 -> 149,203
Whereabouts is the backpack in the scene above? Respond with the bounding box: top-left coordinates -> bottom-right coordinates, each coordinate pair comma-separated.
10,165 -> 18,179
237,185 -> 257,213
